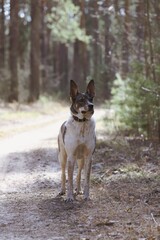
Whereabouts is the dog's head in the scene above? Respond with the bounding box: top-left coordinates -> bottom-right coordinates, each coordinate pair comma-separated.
70,80 -> 95,121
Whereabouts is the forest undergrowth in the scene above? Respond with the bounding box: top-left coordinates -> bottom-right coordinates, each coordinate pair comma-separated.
92,129 -> 160,239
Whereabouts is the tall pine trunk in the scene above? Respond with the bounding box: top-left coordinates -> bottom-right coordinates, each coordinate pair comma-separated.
40,0 -> 52,93
121,0 -> 130,77
9,0 -> 19,102
0,0 -> 5,68
91,1 -> 99,82
154,1 -> 160,142
29,0 -> 41,102
102,1 -> 115,99
59,43 -> 68,96
73,0 -> 87,90
53,42 -> 68,97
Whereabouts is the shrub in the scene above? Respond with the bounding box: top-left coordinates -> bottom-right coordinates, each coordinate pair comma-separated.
110,73 -> 160,138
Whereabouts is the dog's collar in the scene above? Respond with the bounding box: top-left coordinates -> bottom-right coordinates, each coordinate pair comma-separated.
72,115 -> 88,122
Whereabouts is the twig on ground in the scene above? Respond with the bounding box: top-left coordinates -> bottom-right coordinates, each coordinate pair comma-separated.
151,213 -> 158,226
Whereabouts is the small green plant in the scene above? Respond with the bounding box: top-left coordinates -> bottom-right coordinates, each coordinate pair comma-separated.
110,73 -> 160,138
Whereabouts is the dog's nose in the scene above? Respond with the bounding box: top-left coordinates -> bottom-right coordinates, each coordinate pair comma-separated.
82,111 -> 87,114
88,104 -> 94,111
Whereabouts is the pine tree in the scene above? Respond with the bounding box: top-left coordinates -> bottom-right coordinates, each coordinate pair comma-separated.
9,0 -> 19,102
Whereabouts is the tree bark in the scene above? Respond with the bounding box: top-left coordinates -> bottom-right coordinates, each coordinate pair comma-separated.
101,1 -> 115,99
135,1 -> 144,62
59,43 -> 68,96
53,42 -> 68,97
146,0 -> 156,82
29,0 -> 41,102
9,0 -> 19,102
91,1 -> 99,82
73,0 -> 87,90
40,0 -> 52,92
0,0 -> 5,68
121,0 -> 130,77
153,0 -> 160,142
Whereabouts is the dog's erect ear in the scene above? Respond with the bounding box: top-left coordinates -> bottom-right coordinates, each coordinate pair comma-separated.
70,80 -> 79,100
86,80 -> 95,98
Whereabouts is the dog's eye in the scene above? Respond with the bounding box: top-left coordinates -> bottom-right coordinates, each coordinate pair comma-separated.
86,93 -> 93,102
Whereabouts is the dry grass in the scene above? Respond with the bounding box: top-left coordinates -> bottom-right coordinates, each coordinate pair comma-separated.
88,136 -> 160,239
0,98 -> 67,138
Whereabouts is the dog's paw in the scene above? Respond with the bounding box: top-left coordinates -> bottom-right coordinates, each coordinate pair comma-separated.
65,193 -> 75,203
83,191 -> 90,201
59,190 -> 66,196
65,198 -> 74,203
75,190 -> 83,196
84,196 -> 90,201
75,188 -> 83,195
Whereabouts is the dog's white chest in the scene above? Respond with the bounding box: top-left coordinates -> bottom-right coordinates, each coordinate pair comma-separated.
64,117 -> 95,153
67,118 -> 94,139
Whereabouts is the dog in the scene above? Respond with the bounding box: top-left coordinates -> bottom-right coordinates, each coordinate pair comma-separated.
58,80 -> 96,202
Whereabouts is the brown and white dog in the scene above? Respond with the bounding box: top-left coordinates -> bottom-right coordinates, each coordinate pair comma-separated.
58,80 -> 96,202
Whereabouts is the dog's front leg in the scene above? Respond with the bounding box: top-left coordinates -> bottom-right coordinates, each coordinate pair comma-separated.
66,157 -> 75,202
58,147 -> 67,195
76,159 -> 84,195
59,159 -> 66,195
84,157 -> 92,200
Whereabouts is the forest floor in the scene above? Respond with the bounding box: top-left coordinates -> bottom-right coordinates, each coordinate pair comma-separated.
0,100 -> 159,240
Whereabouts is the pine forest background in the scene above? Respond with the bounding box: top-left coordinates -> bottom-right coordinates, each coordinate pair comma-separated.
0,0 -> 160,141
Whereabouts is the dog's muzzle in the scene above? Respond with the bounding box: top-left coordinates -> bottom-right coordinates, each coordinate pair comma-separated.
81,103 -> 94,114
88,103 -> 94,111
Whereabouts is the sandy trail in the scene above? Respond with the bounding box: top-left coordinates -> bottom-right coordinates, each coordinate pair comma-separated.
0,108 -> 67,240
0,111 -> 66,192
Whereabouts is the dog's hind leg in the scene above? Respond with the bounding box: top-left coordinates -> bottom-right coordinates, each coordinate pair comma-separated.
84,156 -> 92,200
66,157 -> 75,201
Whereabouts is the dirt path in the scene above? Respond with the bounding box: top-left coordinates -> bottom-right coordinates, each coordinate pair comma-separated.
0,109 -> 66,239
0,107 -> 159,240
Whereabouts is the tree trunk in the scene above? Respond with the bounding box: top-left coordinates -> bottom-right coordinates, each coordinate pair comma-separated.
0,0 -> 5,68
40,0 -> 47,92
91,1 -> 99,82
53,42 -> 68,97
73,0 -> 87,90
154,0 -> 160,82
154,0 -> 160,142
40,0 -> 52,93
29,0 -> 41,102
9,0 -> 19,102
121,0 -> 130,77
113,0 -> 121,71
146,0 -> 156,82
102,1 -> 115,99
143,7 -> 149,80
73,47 -> 80,89
135,1 -> 144,62
59,43 -> 68,96
104,14 -> 112,98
